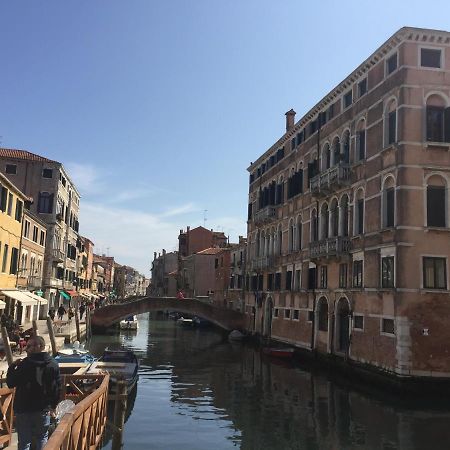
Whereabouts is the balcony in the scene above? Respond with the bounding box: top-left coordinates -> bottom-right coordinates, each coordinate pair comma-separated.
310,164 -> 351,196
52,248 -> 66,262
250,256 -> 273,271
309,237 -> 351,259
254,206 -> 276,225
28,276 -> 43,289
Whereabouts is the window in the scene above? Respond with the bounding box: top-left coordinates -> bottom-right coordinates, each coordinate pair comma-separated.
353,315 -> 364,330
32,226 -> 38,242
293,309 -> 299,320
42,168 -> 53,178
343,90 -> 353,109
274,272 -> 281,290
423,257 -> 447,289
353,260 -> 363,288
421,48 -> 441,68
386,53 -> 398,75
385,99 -> 397,146
427,185 -> 446,227
268,273 -> 274,291
1,244 -> 8,272
355,198 -> 364,235
285,270 -> 292,290
358,78 -> 367,97
356,120 -> 366,161
308,267 -> 316,290
307,310 -> 314,322
381,256 -> 395,288
284,309 -> 291,319
24,220 -> 30,238
37,192 -> 54,214
7,193 -> 13,216
295,269 -> 301,291
9,247 -> 18,274
318,300 -> 328,331
339,263 -> 348,288
40,230 -> 46,246
5,164 -> 16,175
426,95 -> 450,143
382,318 -> 395,335
0,187 -> 7,212
327,103 -> 334,121
382,177 -> 395,228
274,308 -> 279,318
320,266 -> 327,289
15,199 -> 23,222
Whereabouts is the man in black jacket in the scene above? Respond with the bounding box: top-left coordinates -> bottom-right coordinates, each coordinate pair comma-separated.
7,335 -> 61,450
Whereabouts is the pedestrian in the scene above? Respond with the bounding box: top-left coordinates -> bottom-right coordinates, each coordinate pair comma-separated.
48,309 -> 55,321
79,303 -> 86,320
67,307 -> 74,322
57,305 -> 66,321
176,290 -> 185,300
7,335 -> 61,450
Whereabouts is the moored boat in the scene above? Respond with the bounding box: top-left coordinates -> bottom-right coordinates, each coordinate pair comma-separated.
262,347 -> 295,359
120,315 -> 139,330
87,348 -> 139,395
177,317 -> 194,326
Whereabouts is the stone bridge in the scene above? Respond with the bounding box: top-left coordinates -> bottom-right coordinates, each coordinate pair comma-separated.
91,297 -> 247,331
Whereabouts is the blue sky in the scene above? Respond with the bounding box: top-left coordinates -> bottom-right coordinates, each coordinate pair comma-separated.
1,1 -> 449,275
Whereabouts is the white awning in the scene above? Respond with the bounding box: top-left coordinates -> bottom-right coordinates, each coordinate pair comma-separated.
0,290 -> 38,305
0,299 -> 6,309
24,291 -> 48,305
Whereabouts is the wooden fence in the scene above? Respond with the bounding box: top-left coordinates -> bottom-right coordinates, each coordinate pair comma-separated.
0,387 -> 15,447
45,373 -> 109,450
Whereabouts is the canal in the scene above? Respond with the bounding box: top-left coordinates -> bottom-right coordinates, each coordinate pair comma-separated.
88,314 -> 450,450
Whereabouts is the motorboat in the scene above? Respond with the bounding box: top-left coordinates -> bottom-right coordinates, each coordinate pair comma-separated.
87,348 -> 139,395
177,317 -> 194,326
262,347 -> 295,359
55,342 -> 97,364
120,315 -> 139,330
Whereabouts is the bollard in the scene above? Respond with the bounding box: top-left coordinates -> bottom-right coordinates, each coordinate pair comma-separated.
75,309 -> 81,341
46,317 -> 58,356
111,380 -> 128,450
32,320 -> 39,336
1,326 -> 13,366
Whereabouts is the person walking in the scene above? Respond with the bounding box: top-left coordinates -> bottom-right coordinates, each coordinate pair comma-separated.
48,309 -> 55,321
57,305 -> 66,321
7,335 -> 61,450
79,303 -> 86,320
67,307 -> 74,322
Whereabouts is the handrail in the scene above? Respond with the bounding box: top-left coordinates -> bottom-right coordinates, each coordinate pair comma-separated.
0,387 -> 15,447
45,373 -> 109,450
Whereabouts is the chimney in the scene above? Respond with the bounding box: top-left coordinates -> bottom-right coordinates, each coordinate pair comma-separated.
285,109 -> 296,132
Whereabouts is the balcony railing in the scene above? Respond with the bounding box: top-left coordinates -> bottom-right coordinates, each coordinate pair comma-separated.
310,163 -> 351,196
27,276 -> 43,288
254,206 -> 277,225
51,248 -> 65,262
250,256 -> 273,270
309,236 -> 351,259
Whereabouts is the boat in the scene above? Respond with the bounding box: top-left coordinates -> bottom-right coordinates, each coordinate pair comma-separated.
120,315 -> 139,330
262,347 -> 295,359
87,348 -> 139,395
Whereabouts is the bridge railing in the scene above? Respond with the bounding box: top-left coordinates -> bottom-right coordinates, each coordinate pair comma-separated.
45,373 -> 109,450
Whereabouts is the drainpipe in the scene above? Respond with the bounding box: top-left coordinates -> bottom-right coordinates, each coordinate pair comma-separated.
16,207 -> 25,288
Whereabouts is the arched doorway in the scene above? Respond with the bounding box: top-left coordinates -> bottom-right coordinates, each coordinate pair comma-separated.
336,298 -> 350,353
262,297 -> 273,337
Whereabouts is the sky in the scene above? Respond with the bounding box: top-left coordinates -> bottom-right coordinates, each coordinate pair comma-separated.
1,0 -> 449,275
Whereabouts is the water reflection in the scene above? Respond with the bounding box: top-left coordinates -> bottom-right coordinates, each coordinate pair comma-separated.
89,314 -> 450,450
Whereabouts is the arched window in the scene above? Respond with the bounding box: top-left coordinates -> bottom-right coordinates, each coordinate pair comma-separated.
354,189 -> 365,235
332,137 -> 341,166
318,298 -> 328,332
276,176 -> 284,205
21,252 -> 27,275
426,175 -> 447,227
340,195 -> 349,236
385,99 -> 397,146
342,131 -> 350,164
270,228 -> 276,256
330,199 -> 339,237
288,219 -> 295,253
311,209 -> 318,242
382,176 -> 396,228
356,119 -> 366,161
320,203 -> 329,240
322,144 -> 331,171
426,94 -> 450,143
255,231 -> 260,257
296,216 -> 302,251
260,231 -> 266,257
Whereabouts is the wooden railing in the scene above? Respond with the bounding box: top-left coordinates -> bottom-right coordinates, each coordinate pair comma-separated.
0,387 -> 15,447
45,373 -> 109,450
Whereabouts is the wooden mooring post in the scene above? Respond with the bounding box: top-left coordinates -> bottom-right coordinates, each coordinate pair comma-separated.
32,320 -> 39,336
75,309 -> 81,341
46,317 -> 57,356
1,327 -> 13,366
111,380 -> 128,450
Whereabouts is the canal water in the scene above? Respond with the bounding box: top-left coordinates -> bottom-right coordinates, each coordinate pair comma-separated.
88,314 -> 450,450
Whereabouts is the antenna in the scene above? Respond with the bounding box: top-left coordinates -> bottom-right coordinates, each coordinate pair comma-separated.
203,210 -> 208,227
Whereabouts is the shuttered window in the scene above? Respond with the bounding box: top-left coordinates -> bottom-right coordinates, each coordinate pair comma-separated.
427,186 -> 446,227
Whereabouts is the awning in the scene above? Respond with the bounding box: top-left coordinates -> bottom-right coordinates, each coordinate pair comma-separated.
0,290 -> 38,305
24,291 -> 48,305
65,290 -> 79,297
59,291 -> 71,301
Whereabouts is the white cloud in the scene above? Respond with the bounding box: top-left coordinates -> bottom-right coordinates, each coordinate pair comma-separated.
159,202 -> 198,217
